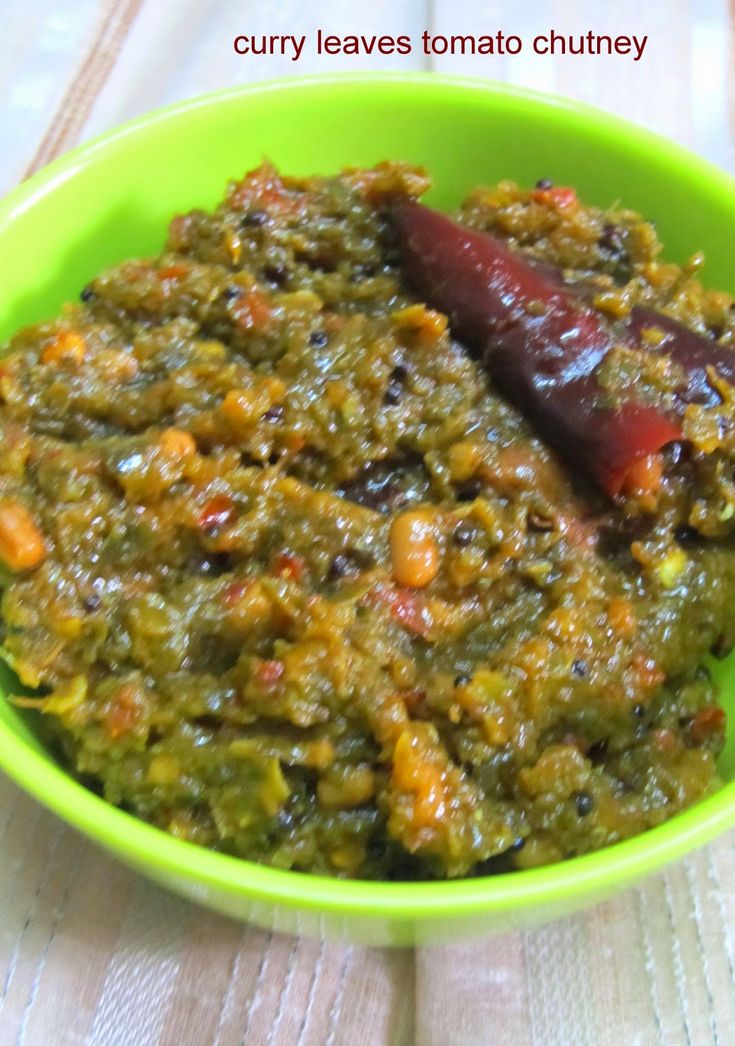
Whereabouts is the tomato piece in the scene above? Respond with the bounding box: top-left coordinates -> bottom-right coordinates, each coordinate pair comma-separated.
198,494 -> 235,532
255,659 -> 284,688
222,580 -> 247,606
688,706 -> 726,745
232,288 -> 273,332
532,185 -> 578,209
158,263 -> 189,281
104,685 -> 140,739
272,553 -> 305,582
630,652 -> 665,691
368,585 -> 431,637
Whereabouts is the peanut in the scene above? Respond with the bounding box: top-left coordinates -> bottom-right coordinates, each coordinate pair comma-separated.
159,427 -> 197,458
41,331 -> 86,365
390,509 -> 440,588
0,499 -> 47,572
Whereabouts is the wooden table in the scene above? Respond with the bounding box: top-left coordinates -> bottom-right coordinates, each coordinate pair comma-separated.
2,3 -> 735,1043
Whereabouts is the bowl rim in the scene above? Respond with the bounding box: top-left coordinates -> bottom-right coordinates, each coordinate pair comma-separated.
2,70 -> 735,922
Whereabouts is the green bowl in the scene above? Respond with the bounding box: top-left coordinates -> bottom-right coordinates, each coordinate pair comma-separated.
2,73 -> 735,947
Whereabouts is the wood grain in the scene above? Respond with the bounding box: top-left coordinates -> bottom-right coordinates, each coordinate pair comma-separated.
2,2 -> 735,1044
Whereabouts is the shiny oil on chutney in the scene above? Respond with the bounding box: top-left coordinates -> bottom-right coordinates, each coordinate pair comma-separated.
1,162 -> 734,880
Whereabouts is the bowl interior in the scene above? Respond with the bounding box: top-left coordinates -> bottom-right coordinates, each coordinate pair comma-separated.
2,75 -> 735,939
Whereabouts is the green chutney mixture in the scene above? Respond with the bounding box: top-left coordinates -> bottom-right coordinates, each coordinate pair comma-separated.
1,162 -> 734,879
